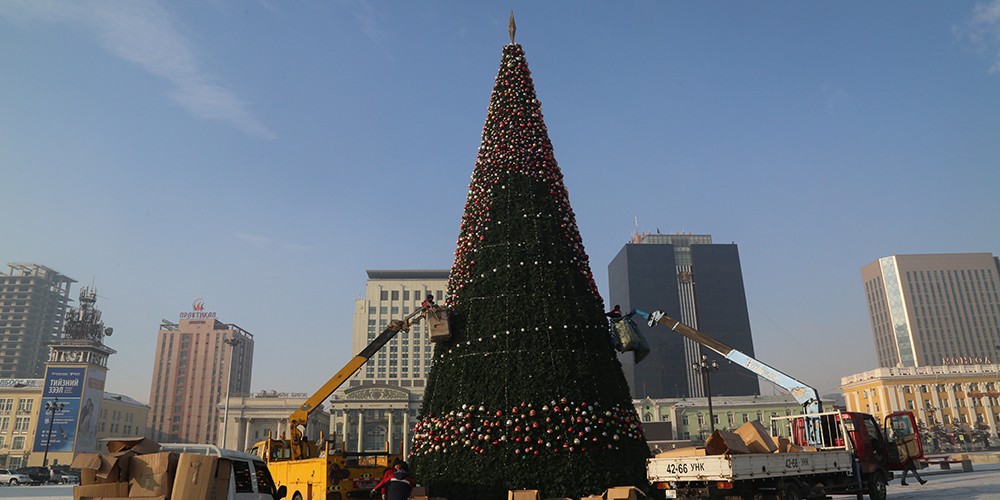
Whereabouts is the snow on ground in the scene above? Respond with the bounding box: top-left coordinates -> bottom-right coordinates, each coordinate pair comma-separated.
0,484 -> 72,500
833,463 -> 1000,499
3,465 -> 998,499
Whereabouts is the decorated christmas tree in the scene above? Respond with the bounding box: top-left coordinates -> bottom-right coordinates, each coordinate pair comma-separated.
411,23 -> 649,500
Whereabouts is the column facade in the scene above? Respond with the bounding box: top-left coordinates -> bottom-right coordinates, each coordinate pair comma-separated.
357,410 -> 364,451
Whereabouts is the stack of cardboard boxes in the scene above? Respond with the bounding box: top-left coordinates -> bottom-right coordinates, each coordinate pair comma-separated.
654,420 -> 791,458
408,486 -> 444,500
71,438 -> 231,500
509,485 -> 645,500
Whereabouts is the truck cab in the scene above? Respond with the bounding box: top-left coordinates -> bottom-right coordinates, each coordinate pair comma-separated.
778,410 -> 923,499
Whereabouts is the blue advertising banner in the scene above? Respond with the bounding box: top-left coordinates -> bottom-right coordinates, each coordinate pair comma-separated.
33,398 -> 80,453
41,367 -> 85,398
33,367 -> 86,453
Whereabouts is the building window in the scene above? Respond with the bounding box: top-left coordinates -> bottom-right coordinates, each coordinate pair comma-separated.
11,436 -> 25,449
14,416 -> 30,432
16,399 -> 32,414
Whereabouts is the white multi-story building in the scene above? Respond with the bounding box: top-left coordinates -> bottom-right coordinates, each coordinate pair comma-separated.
330,270 -> 448,453
217,390 -> 329,452
347,270 -> 448,390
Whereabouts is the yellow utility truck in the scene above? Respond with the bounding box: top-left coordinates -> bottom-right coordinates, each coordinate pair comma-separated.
250,307 -> 448,500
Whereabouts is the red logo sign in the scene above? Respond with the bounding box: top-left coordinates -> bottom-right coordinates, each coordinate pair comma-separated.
193,298 -> 205,311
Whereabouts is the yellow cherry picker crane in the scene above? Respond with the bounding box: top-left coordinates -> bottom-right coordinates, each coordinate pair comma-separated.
249,306 -> 449,500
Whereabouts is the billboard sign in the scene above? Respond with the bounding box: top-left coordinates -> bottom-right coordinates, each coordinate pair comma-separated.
33,367 -> 85,453
75,368 -> 105,452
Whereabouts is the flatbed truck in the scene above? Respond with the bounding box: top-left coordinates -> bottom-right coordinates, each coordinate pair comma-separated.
628,309 -> 923,499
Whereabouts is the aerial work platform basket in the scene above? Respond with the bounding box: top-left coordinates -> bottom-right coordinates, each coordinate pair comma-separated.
425,308 -> 450,342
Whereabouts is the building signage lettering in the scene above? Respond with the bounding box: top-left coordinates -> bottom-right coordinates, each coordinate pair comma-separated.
181,298 -> 216,319
43,368 -> 85,398
0,379 -> 43,388
969,392 -> 1000,398
941,356 -> 993,365
180,311 -> 217,319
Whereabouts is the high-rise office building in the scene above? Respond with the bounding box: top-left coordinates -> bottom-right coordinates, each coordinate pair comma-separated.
0,263 -> 75,378
609,233 -> 759,399
347,270 -> 449,390
861,253 -> 1000,368
147,301 -> 253,444
330,270 -> 448,453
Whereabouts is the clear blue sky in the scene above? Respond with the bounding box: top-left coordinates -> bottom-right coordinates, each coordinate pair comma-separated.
2,1 -> 999,403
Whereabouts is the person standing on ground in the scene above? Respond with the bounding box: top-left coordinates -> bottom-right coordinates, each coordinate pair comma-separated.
371,461 -> 414,500
899,456 -> 927,486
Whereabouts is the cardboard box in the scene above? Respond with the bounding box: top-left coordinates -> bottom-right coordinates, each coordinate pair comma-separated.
706,430 -> 750,455
80,498 -> 144,500
580,496 -> 605,500
410,486 -> 428,496
129,451 -> 179,477
128,452 -> 178,498
172,454 -> 218,500
74,481 -> 129,500
104,436 -> 161,455
655,446 -> 707,458
72,452 -> 132,484
210,458 -> 232,500
509,491 -> 540,500
735,421 -> 778,454
772,436 -> 803,453
543,498 -> 575,500
130,473 -> 174,498
606,486 -> 645,500
88,497 -> 164,500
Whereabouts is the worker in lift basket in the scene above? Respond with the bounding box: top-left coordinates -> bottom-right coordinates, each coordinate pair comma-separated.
422,294 -> 443,321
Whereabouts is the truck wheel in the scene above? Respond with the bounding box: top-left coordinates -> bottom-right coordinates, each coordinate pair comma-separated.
9,479 -> 17,485
867,471 -> 887,500
780,480 -> 802,500
293,493 -> 303,500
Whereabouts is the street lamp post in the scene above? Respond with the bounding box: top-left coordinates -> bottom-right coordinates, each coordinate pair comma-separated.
693,354 -> 720,434
42,398 -> 66,467
222,337 -> 242,449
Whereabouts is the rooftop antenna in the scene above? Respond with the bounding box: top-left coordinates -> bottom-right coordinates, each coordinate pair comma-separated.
508,11 -> 516,44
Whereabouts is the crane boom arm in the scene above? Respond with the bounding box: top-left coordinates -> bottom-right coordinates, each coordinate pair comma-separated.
286,307 -> 426,459
632,309 -> 822,414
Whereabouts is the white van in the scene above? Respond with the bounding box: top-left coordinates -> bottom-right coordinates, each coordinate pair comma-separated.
159,443 -> 287,500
